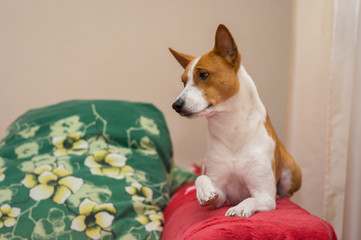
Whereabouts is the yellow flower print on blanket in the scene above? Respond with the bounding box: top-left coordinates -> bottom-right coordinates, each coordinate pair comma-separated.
52,132 -> 88,156
125,182 -> 153,202
71,198 -> 116,239
21,164 -> 83,204
85,150 -> 134,179
0,204 -> 21,228
136,210 -> 164,232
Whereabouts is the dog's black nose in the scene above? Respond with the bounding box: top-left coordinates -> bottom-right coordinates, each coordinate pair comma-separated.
172,99 -> 184,113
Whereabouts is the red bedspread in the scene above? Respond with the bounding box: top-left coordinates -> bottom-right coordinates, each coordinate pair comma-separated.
162,182 -> 337,240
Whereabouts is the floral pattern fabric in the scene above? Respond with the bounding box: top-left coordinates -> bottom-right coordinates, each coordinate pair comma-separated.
0,100 -> 174,240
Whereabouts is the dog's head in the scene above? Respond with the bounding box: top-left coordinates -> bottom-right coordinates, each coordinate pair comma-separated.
170,24 -> 241,118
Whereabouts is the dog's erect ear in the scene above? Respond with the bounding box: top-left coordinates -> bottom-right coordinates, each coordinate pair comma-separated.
169,48 -> 195,69
214,24 -> 240,67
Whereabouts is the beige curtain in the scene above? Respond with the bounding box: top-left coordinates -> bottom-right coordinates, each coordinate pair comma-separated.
288,0 -> 361,238
343,2 -> 361,238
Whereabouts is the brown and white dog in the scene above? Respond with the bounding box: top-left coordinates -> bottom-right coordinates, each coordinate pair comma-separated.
170,24 -> 301,217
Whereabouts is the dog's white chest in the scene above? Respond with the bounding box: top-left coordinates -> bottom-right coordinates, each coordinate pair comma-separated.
223,171 -> 251,204
204,97 -> 276,204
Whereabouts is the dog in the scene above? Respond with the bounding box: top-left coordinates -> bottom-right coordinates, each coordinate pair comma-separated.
169,24 -> 301,217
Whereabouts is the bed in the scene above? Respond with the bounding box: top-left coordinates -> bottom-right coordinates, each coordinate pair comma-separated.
0,100 -> 336,239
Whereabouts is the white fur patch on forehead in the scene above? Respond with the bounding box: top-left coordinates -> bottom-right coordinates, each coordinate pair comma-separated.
185,57 -> 201,86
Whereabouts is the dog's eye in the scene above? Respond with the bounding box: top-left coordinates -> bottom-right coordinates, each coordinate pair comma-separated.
199,72 -> 209,80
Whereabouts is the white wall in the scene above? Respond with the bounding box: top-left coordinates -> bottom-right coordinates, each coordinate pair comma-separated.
0,0 -> 292,169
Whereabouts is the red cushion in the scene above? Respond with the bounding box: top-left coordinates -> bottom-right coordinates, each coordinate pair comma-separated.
162,182 -> 337,240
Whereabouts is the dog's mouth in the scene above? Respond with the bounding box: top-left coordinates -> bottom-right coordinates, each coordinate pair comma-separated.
179,104 -> 213,118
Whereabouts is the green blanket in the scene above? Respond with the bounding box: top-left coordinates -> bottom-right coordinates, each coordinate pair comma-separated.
0,100 -> 196,240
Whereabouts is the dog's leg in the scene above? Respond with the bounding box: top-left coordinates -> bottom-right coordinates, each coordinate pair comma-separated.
277,144 -> 302,197
195,175 -> 220,206
225,192 -> 275,218
277,167 -> 293,197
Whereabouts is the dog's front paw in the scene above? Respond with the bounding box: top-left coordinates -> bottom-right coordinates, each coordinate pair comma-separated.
195,175 -> 219,206
225,198 -> 256,218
